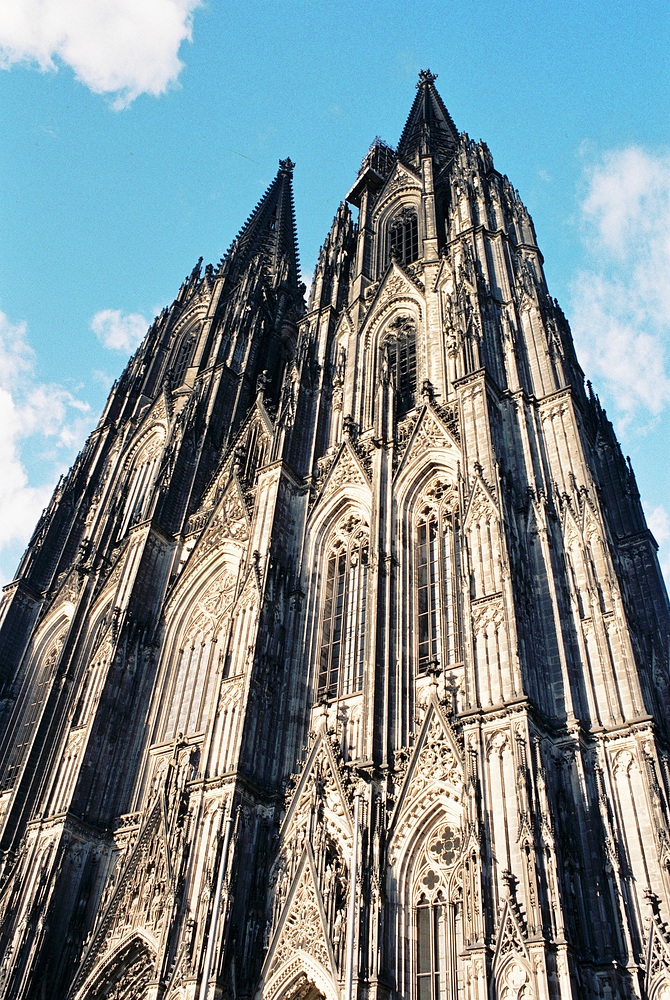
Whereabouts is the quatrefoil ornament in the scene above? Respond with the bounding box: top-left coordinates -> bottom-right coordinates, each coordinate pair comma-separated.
427,824 -> 462,867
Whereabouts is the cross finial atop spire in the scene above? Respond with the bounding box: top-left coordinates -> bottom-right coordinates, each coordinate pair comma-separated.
279,157 -> 295,173
417,68 -> 438,88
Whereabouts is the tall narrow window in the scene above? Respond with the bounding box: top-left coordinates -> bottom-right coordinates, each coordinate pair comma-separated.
414,481 -> 461,675
414,822 -> 463,1000
416,894 -> 443,1000
383,315 -> 418,417
118,430 -> 165,538
318,515 -> 369,699
390,207 -> 419,265
171,333 -> 194,387
0,628 -> 67,792
417,515 -> 441,673
162,572 -> 235,741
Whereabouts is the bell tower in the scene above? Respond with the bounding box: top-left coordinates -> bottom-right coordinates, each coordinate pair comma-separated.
0,71 -> 668,1000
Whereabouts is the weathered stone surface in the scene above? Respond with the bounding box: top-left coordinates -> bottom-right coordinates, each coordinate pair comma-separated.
0,72 -> 668,1000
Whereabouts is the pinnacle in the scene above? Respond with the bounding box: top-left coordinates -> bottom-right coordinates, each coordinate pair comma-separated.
397,68 -> 459,167
217,158 -> 301,292
417,67 -> 438,88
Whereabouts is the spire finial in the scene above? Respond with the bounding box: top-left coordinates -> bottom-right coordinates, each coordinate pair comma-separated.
279,157 -> 295,173
417,68 -> 438,88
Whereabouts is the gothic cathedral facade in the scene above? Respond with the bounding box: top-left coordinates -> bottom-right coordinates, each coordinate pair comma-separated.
0,71 -> 668,1000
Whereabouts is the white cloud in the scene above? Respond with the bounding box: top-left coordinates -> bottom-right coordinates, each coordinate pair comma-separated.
91,308 -> 148,352
0,0 -> 201,109
0,311 -> 91,585
570,147 -> 670,426
644,502 -> 670,589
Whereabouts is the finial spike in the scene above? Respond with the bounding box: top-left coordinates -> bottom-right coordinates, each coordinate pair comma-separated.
417,68 -> 438,88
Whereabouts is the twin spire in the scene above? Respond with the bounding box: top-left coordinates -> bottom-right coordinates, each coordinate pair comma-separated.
397,68 -> 459,167
217,72 -> 458,290
219,155 -> 301,292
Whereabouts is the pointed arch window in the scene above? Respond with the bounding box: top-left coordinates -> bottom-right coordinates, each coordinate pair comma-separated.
390,207 -> 419,265
118,429 -> 165,538
317,514 -> 369,699
413,822 -> 464,1000
0,624 -> 68,792
382,315 -> 418,417
415,481 -> 460,675
171,332 -> 195,387
162,572 -> 235,741
416,893 -> 443,1000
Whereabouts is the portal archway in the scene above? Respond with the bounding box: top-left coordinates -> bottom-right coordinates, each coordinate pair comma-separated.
260,953 -> 338,1000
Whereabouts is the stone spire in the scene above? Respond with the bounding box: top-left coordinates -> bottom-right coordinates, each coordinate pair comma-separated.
218,157 -> 301,291
397,68 -> 459,167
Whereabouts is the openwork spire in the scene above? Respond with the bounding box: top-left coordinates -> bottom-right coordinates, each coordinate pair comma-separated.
397,68 -> 459,167
218,158 -> 301,290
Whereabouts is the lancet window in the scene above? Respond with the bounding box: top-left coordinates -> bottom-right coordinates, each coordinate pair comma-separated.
415,480 -> 460,675
317,513 -> 369,699
413,821 -> 464,1000
382,314 -> 418,417
0,625 -> 67,792
171,332 -> 195,387
118,429 -> 165,538
162,572 -> 235,741
389,206 -> 419,265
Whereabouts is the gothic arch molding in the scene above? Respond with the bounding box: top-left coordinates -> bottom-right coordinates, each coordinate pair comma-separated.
394,461 -> 463,717
387,736 -> 466,1000
71,930 -> 157,1000
394,428 -> 461,503
121,421 -> 167,474
303,498 -> 371,702
0,608 -> 73,805
395,457 -> 461,517
260,955 -> 338,1000
115,422 -> 168,537
391,793 -> 464,901
149,549 -> 242,744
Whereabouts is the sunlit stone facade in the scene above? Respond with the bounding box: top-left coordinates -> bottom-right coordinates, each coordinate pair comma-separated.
0,71 -> 668,1000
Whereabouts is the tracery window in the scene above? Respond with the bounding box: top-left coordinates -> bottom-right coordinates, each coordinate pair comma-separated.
415,480 -> 460,675
414,821 -> 464,1000
171,332 -> 195,387
382,315 -> 418,417
118,429 -> 165,538
317,513 -> 369,699
390,207 -> 419,265
416,893 -> 443,1000
0,625 -> 67,792
163,572 -> 235,741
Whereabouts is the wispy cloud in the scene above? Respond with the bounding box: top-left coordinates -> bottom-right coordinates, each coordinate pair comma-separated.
644,501 -> 670,587
570,147 -> 670,587
0,311 -> 91,585
0,0 -> 201,109
570,147 -> 670,427
91,308 -> 148,352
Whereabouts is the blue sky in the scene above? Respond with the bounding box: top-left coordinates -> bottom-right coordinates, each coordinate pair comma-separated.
1,0 -> 669,586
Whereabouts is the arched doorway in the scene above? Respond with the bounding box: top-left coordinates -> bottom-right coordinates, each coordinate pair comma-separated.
74,935 -> 155,1000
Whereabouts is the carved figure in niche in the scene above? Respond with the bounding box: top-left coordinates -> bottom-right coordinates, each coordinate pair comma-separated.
332,906 -> 345,970
333,347 -> 346,388
278,366 -> 298,428
380,343 -> 391,385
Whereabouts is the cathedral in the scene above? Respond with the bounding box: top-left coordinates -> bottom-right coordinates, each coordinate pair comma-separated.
0,69 -> 669,1000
